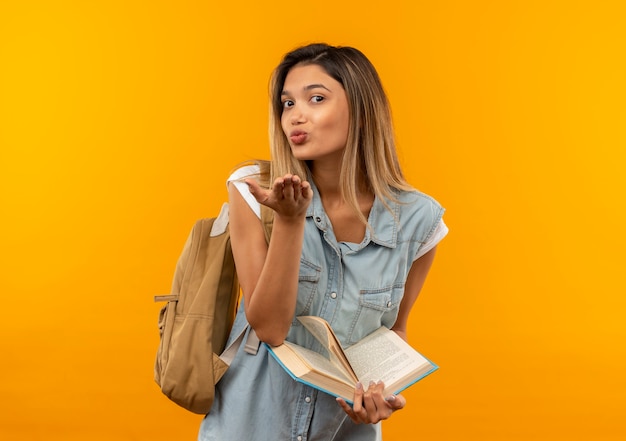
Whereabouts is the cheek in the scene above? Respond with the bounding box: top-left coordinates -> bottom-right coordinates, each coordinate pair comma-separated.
280,115 -> 289,135
332,111 -> 350,142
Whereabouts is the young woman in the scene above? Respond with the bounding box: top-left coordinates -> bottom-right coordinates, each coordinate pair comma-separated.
199,43 -> 448,441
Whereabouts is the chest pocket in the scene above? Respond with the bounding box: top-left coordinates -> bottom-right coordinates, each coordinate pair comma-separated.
347,283 -> 404,344
295,258 -> 322,317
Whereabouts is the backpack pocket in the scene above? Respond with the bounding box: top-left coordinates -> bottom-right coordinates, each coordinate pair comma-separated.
154,296 -> 177,385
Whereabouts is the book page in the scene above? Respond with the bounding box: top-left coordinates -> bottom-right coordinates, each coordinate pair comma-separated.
297,316 -> 357,380
283,342 -> 355,385
297,316 -> 332,348
345,327 -> 431,389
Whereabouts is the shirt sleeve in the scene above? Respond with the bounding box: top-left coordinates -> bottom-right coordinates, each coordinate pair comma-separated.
227,164 -> 262,219
414,218 -> 448,260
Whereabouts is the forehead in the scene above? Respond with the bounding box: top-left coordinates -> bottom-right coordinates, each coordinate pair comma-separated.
283,64 -> 343,91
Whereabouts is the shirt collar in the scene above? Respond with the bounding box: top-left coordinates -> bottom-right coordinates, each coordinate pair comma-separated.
305,179 -> 398,249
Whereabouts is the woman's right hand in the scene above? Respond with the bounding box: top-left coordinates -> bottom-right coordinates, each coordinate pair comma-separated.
245,174 -> 312,221
235,173 -> 312,345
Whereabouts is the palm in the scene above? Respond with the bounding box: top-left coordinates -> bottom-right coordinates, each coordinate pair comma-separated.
246,174 -> 312,220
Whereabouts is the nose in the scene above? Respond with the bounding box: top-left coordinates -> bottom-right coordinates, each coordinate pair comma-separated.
289,105 -> 306,125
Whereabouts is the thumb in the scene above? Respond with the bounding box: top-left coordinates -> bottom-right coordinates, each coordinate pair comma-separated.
245,179 -> 270,205
385,394 -> 406,410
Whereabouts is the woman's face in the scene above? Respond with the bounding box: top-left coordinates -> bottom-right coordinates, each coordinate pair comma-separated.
280,64 -> 350,163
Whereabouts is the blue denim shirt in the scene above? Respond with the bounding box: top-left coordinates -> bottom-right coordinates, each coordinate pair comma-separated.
199,179 -> 444,441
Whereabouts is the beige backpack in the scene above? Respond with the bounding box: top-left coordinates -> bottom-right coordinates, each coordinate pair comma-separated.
154,201 -> 272,414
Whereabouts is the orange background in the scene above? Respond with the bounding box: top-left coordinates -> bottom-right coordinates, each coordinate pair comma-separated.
1,1 -> 625,440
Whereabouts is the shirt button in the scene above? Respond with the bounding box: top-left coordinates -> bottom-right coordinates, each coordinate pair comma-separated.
297,436 -> 303,441
330,292 -> 337,299
305,396 -> 311,403
315,216 -> 322,223
387,301 -> 392,307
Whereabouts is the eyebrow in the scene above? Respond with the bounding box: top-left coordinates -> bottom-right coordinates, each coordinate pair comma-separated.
281,84 -> 332,96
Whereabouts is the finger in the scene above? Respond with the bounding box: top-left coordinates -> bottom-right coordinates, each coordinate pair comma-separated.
351,382 -> 368,421
364,380 -> 398,423
300,180 -> 312,199
281,174 -> 295,200
290,175 -> 302,201
335,398 -> 360,424
271,177 -> 285,200
369,382 -> 394,421
361,381 -> 380,423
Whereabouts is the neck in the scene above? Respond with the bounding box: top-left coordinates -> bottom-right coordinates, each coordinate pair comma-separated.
310,161 -> 341,199
309,160 -> 372,205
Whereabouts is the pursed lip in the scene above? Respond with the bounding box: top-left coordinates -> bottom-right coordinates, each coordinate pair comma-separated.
289,130 -> 308,145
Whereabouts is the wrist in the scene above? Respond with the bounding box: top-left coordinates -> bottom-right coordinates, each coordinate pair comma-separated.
273,212 -> 306,227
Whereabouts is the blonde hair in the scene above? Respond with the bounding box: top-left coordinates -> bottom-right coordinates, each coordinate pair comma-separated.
268,43 -> 413,226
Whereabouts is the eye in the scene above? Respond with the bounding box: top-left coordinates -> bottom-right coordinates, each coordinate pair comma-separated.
311,95 -> 324,103
282,99 -> 294,109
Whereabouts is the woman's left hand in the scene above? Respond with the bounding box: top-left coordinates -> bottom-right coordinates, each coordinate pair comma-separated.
336,381 -> 406,424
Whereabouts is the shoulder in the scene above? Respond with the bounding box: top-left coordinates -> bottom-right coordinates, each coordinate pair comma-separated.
396,188 -> 444,218
227,164 -> 261,183
395,188 -> 446,244
228,164 -> 261,219
396,187 -> 443,208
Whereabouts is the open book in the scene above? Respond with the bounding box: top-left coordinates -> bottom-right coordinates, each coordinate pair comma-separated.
266,316 -> 437,403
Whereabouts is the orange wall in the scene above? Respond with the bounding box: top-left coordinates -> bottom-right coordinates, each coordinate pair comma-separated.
1,1 -> 625,440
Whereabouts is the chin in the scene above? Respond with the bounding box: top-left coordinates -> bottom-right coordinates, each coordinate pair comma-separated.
290,147 -> 312,161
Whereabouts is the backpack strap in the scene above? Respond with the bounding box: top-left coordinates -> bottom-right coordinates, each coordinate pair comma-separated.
210,203 -> 230,237
219,324 -> 263,366
244,329 -> 261,354
154,294 -> 178,302
219,327 -> 246,365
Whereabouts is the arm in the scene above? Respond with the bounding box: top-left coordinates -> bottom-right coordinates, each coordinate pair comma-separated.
228,174 -> 312,346
391,246 -> 438,341
336,246 -> 438,423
